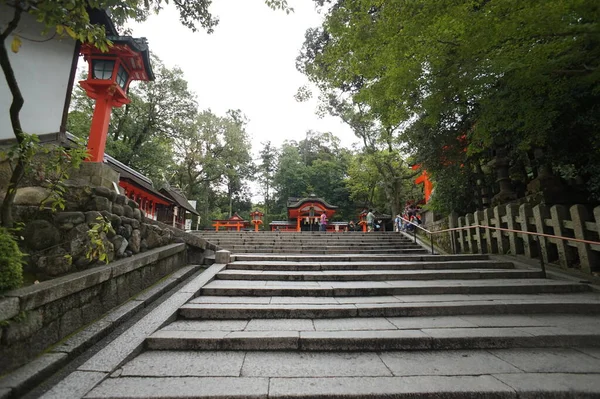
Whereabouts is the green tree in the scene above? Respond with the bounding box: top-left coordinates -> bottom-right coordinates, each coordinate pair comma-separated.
257,141 -> 278,221
0,0 -> 293,227
299,0 -> 600,211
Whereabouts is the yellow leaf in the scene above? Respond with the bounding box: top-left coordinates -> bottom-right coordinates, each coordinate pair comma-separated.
56,25 -> 64,35
65,26 -> 77,39
11,36 -> 21,53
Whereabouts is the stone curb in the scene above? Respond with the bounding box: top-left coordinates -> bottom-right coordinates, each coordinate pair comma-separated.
0,264 -> 203,399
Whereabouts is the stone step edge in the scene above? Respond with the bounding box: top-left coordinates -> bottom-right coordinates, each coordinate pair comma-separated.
179,301 -> 600,319
200,283 -> 590,297
231,255 -> 492,262
84,374 -> 600,399
214,270 -> 543,281
146,329 -> 600,351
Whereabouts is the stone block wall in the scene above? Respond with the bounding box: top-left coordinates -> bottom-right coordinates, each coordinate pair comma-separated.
0,243 -> 186,375
14,185 -> 177,281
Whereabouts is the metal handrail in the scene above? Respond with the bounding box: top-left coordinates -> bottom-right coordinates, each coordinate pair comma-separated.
398,216 -> 600,278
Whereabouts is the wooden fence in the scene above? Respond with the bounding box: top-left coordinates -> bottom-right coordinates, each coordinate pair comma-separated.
447,204 -> 600,275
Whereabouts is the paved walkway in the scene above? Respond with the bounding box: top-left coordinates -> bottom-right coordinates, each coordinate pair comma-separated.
34,232 -> 600,398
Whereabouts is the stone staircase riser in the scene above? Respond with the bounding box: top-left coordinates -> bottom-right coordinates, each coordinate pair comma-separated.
226,262 -> 516,271
200,284 -> 589,297
179,302 -> 600,319
231,255 -> 492,262
215,271 -> 544,281
146,334 -> 600,352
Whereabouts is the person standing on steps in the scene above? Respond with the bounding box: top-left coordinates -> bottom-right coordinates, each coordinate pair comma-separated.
366,209 -> 375,232
320,211 -> 328,232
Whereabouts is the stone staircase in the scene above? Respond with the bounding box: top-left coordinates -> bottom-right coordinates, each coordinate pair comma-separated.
194,231 -> 428,254
68,232 -> 600,398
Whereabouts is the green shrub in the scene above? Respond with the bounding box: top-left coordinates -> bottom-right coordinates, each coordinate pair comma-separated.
0,228 -> 25,292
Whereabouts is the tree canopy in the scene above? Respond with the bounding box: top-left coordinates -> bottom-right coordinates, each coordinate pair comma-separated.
299,0 -> 600,213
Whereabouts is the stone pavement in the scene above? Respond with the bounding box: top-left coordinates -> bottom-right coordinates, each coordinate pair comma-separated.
26,232 -> 600,397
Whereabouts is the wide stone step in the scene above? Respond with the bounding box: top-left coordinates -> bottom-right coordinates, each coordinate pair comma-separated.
180,296 -> 600,319
207,237 -> 419,243
227,248 -> 429,254
231,254 -> 490,262
87,348 -> 600,398
147,325 -> 600,352
200,279 -> 589,297
216,269 -> 543,281
226,260 -> 516,271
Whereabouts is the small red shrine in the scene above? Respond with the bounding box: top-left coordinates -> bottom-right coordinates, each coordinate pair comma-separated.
270,195 -> 344,232
212,213 -> 251,231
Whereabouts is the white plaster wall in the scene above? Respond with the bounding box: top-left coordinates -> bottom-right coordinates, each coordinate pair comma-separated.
0,6 -> 77,140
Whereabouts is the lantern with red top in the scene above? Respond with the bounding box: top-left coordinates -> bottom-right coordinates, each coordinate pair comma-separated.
250,210 -> 264,232
79,36 -> 154,162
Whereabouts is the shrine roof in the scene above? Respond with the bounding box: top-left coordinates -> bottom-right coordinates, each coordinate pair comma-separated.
287,196 -> 338,209
104,153 -> 171,203
160,187 -> 199,215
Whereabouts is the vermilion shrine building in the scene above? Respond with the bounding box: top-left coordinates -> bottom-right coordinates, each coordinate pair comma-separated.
269,195 -> 347,232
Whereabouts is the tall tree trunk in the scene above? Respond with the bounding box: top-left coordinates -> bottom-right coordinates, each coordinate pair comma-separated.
0,7 -> 25,228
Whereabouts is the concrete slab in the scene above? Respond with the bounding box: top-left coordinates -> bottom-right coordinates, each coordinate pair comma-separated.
223,331 -> 299,350
241,351 -> 392,377
380,350 -> 520,376
146,330 -> 228,350
493,373 -> 600,398
459,315 -> 547,327
189,295 -> 271,304
313,317 -> 397,331
40,371 -> 107,399
269,375 -> 516,398
300,330 -> 431,351
118,351 -> 245,377
162,320 -> 248,331
269,296 -> 340,304
490,348 -> 600,373
85,377 -> 269,398
245,319 -> 314,331
576,347 -> 600,359
387,316 -> 477,329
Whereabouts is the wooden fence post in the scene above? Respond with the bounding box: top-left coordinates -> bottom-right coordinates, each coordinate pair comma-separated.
550,205 -> 575,268
474,211 -> 487,254
506,204 -> 523,256
493,205 -> 508,254
465,213 -> 476,253
458,216 -> 467,253
519,204 -> 538,259
570,204 -> 597,274
533,204 -> 557,265
485,207 -> 499,254
449,212 -> 459,254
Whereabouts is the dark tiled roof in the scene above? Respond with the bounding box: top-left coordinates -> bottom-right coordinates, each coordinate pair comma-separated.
287,195 -> 338,209
104,154 -> 172,203
160,187 -> 199,215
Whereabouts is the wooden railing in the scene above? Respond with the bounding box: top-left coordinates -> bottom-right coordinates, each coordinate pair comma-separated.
405,203 -> 600,276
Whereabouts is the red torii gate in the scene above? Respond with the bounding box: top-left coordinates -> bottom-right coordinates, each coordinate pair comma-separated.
412,164 -> 433,203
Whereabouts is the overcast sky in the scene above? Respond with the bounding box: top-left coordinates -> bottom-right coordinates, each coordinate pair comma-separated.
128,0 -> 358,155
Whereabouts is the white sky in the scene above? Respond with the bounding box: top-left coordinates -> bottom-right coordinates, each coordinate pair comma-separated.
128,0 -> 359,154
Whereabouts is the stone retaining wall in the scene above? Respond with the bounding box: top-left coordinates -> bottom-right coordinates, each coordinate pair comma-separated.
0,243 -> 186,375
13,185 -> 178,280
